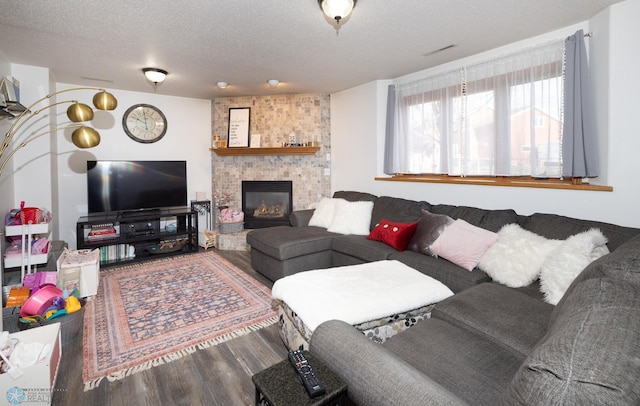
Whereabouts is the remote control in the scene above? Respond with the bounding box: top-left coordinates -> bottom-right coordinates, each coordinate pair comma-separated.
288,350 -> 326,398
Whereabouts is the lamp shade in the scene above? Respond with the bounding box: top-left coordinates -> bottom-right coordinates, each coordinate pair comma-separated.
92,91 -> 118,110
71,126 -> 101,148
143,68 -> 168,84
66,102 -> 94,122
320,0 -> 356,23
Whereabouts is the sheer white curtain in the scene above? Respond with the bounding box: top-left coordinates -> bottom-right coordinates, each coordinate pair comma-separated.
388,40 -> 565,177
390,71 -> 461,175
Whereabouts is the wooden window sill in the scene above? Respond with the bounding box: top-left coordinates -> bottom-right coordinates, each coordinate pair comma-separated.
375,175 -> 613,192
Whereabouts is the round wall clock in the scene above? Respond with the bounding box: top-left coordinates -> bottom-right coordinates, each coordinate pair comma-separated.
122,104 -> 168,143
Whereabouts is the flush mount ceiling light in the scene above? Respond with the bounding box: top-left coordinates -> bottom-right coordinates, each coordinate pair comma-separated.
142,68 -> 168,89
267,79 -> 280,87
318,0 -> 356,28
217,81 -> 228,89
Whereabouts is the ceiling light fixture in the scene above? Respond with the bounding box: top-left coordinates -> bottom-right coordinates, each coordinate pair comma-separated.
319,0 -> 356,28
217,82 -> 228,89
267,79 -> 280,87
142,68 -> 168,89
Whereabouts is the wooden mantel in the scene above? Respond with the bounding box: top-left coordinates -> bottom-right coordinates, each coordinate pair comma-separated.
211,146 -> 320,156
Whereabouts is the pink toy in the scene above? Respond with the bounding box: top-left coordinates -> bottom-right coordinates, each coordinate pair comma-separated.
19,285 -> 63,317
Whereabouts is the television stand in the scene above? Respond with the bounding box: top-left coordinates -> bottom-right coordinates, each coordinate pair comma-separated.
76,207 -> 199,267
119,208 -> 162,218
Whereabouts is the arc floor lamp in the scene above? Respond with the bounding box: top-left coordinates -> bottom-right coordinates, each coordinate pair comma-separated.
0,87 -> 117,176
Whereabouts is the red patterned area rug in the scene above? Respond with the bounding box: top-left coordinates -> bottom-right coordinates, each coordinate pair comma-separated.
82,251 -> 277,390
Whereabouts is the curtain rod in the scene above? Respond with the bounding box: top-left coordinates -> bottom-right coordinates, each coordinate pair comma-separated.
396,31 -> 591,90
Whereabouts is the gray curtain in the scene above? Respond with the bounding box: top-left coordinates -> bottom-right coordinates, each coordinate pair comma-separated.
383,84 -> 396,175
563,29 -> 599,178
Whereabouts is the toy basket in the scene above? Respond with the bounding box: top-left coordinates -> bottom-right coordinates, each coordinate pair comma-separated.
3,299 -> 85,347
219,221 -> 244,234
19,207 -> 42,224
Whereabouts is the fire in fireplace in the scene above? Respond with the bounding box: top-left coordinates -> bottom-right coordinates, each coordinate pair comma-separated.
242,180 -> 293,228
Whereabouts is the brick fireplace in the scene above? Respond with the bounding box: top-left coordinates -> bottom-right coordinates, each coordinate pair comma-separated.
211,93 -> 331,219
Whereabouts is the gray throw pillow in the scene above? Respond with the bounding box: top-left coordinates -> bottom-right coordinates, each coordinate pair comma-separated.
502,277 -> 640,405
407,209 -> 454,256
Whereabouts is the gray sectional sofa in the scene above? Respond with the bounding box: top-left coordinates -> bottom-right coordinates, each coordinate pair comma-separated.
247,190 -> 635,292
247,191 -> 640,405
310,234 -> 640,405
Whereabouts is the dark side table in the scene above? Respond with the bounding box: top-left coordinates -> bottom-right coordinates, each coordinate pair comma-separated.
252,351 -> 348,406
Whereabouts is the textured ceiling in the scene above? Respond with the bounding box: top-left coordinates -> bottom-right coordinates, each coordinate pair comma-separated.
0,0 -> 623,99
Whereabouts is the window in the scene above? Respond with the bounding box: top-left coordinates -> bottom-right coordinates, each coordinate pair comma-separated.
389,41 -> 565,178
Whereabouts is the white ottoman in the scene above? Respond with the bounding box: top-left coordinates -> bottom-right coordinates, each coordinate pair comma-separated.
272,260 -> 454,350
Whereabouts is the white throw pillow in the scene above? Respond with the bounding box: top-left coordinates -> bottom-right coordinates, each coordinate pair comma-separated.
327,200 -> 374,235
478,223 -> 561,288
539,228 -> 609,305
308,198 -> 345,228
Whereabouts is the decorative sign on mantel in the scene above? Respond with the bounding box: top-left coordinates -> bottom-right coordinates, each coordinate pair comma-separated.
227,107 -> 250,147
250,133 -> 261,148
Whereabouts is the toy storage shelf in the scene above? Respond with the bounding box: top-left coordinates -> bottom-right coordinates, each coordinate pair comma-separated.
3,222 -> 51,269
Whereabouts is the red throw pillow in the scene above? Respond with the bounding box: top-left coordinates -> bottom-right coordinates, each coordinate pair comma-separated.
367,219 -> 419,251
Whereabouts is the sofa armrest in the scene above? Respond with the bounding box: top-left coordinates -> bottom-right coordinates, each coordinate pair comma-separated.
290,209 -> 315,227
309,320 -> 468,406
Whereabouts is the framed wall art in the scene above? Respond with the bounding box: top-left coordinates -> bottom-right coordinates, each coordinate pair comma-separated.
250,133 -> 261,148
227,107 -> 250,147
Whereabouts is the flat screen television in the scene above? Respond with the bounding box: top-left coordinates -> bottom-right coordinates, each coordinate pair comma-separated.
87,160 -> 187,214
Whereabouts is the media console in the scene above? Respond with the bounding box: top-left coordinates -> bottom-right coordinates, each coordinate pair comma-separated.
76,207 -> 199,267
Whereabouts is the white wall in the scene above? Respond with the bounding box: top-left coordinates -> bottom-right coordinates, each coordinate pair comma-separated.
9,65 -> 55,210
331,81 -> 385,192
606,0 -> 640,224
330,0 -> 640,228
56,85 -> 212,248
0,51 -> 14,216
0,52 -> 13,326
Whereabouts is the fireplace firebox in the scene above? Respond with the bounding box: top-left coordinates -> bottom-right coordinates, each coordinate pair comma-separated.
242,181 -> 293,229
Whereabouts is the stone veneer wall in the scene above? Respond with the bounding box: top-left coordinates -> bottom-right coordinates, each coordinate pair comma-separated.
211,94 -> 331,215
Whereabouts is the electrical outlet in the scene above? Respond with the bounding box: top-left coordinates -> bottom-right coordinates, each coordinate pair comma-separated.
324,168 -> 331,176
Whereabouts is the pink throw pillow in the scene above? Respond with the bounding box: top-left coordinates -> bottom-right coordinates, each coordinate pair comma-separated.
429,219 -> 498,271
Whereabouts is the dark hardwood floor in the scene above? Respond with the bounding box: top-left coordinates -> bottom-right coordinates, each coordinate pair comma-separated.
52,250 -> 289,406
